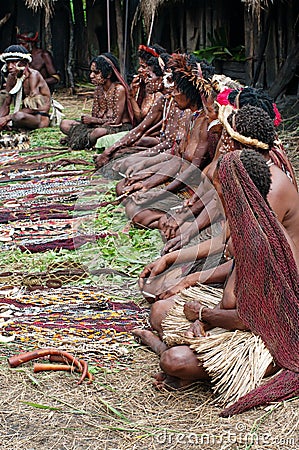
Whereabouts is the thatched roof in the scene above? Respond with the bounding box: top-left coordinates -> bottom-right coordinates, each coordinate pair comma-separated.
25,0 -> 55,22
25,0 -> 273,26
139,0 -> 273,25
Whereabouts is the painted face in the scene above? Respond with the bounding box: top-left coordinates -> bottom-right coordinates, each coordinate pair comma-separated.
145,69 -> 162,93
6,60 -> 26,74
137,59 -> 148,79
162,70 -> 174,91
89,62 -> 105,85
172,85 -> 191,110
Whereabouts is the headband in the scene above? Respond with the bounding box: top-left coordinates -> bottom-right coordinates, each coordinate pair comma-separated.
16,32 -> 39,43
138,45 -> 159,58
0,52 -> 32,63
217,88 -> 282,127
218,104 -> 269,150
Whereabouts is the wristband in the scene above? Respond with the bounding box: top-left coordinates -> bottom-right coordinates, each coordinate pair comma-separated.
198,305 -> 206,322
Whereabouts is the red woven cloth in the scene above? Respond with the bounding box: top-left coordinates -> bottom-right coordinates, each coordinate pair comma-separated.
218,151 -> 299,417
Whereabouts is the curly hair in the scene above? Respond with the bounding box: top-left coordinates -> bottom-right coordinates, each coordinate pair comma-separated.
229,105 -> 275,150
228,87 -> 276,120
146,56 -> 164,77
90,53 -> 120,81
138,43 -> 167,63
240,149 -> 272,200
217,149 -> 271,201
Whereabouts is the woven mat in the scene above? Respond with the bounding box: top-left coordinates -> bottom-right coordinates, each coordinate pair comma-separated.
0,286 -> 148,369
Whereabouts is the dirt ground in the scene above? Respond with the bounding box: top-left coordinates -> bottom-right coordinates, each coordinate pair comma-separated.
0,89 -> 298,450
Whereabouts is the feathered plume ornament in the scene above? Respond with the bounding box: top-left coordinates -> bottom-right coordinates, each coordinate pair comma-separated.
168,53 -> 213,98
23,94 -> 46,110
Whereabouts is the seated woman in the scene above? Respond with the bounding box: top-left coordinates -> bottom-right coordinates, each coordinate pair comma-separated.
160,86 -> 297,254
133,149 -> 299,416
139,104 -> 299,301
122,53 -> 220,230
94,54 -> 173,170
60,53 -> 133,149
130,43 -> 167,123
129,53 -> 165,129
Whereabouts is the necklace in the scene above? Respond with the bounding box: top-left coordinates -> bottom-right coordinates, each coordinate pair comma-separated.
160,97 -> 173,137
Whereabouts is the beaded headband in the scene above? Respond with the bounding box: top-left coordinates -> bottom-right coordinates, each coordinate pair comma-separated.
218,104 -> 269,150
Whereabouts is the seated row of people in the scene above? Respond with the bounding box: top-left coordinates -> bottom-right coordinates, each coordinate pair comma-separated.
0,42 -> 298,415
86,48 -> 298,416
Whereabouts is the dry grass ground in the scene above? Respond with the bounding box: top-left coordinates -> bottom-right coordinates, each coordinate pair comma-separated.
0,88 -> 298,450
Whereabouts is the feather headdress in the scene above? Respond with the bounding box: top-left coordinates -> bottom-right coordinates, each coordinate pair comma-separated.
168,53 -> 213,98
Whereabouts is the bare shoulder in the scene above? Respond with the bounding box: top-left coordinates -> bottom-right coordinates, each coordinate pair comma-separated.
27,67 -> 45,80
269,164 -> 298,197
115,83 -> 126,93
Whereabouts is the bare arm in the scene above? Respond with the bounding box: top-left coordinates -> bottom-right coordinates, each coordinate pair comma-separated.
107,96 -> 164,154
41,51 -> 59,86
163,195 -> 224,253
0,90 -> 12,128
139,231 -> 228,288
159,261 -> 233,299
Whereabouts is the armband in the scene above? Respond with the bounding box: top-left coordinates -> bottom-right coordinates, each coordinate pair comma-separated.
52,74 -> 60,82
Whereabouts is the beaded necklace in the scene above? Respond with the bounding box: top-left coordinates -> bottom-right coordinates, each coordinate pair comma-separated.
93,84 -> 118,122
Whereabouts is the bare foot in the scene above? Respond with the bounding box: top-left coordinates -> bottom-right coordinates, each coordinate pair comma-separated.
152,371 -> 193,390
132,328 -> 168,355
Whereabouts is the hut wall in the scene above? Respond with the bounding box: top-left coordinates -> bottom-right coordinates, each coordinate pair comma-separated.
244,1 -> 299,96
152,0 -> 240,53
152,0 -> 246,84
0,0 -> 297,97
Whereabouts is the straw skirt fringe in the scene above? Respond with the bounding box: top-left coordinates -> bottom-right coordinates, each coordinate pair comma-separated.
161,284 -> 273,406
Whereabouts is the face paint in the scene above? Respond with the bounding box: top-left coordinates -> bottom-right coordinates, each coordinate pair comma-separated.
163,70 -> 174,90
89,62 -> 105,85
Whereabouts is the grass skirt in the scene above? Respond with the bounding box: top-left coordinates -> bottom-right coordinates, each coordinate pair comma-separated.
161,284 -> 273,406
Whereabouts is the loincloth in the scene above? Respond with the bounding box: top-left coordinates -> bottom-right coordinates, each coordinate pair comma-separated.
161,284 -> 273,406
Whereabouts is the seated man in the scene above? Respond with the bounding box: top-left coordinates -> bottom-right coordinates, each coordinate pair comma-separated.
133,149 -> 299,416
60,53 -> 134,149
16,31 -> 60,92
0,45 -> 51,130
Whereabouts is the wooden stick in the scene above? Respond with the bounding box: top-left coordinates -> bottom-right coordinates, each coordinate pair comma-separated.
33,363 -> 78,373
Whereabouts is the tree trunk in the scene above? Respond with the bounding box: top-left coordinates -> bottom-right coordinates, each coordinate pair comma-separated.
73,0 -> 89,72
268,42 -> 299,99
115,0 -> 124,75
